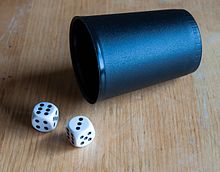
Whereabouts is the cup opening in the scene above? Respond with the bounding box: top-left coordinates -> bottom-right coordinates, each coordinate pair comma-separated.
69,18 -> 99,103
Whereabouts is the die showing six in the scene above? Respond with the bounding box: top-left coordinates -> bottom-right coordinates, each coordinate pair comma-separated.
32,102 -> 59,132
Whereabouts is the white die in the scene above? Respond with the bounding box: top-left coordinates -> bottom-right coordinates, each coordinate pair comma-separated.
66,116 -> 95,147
32,102 -> 59,132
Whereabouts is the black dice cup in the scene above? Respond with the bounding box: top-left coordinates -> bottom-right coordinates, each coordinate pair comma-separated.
69,9 -> 202,103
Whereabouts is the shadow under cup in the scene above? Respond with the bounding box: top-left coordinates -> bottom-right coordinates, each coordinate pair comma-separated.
69,9 -> 202,104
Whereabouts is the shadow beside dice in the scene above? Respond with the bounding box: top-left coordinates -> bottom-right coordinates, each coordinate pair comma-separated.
0,68 -> 84,130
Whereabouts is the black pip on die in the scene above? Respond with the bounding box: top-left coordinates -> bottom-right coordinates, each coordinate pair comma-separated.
32,102 -> 59,132
66,116 -> 95,148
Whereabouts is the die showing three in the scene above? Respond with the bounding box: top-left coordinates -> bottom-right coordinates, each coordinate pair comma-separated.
66,116 -> 95,147
31,102 -> 95,148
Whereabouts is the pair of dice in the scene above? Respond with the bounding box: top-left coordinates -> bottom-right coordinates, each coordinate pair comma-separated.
31,102 -> 95,147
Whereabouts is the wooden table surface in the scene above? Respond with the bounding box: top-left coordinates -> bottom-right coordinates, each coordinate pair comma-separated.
0,0 -> 220,171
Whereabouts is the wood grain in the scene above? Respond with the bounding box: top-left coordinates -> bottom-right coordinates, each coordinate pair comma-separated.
0,0 -> 220,171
